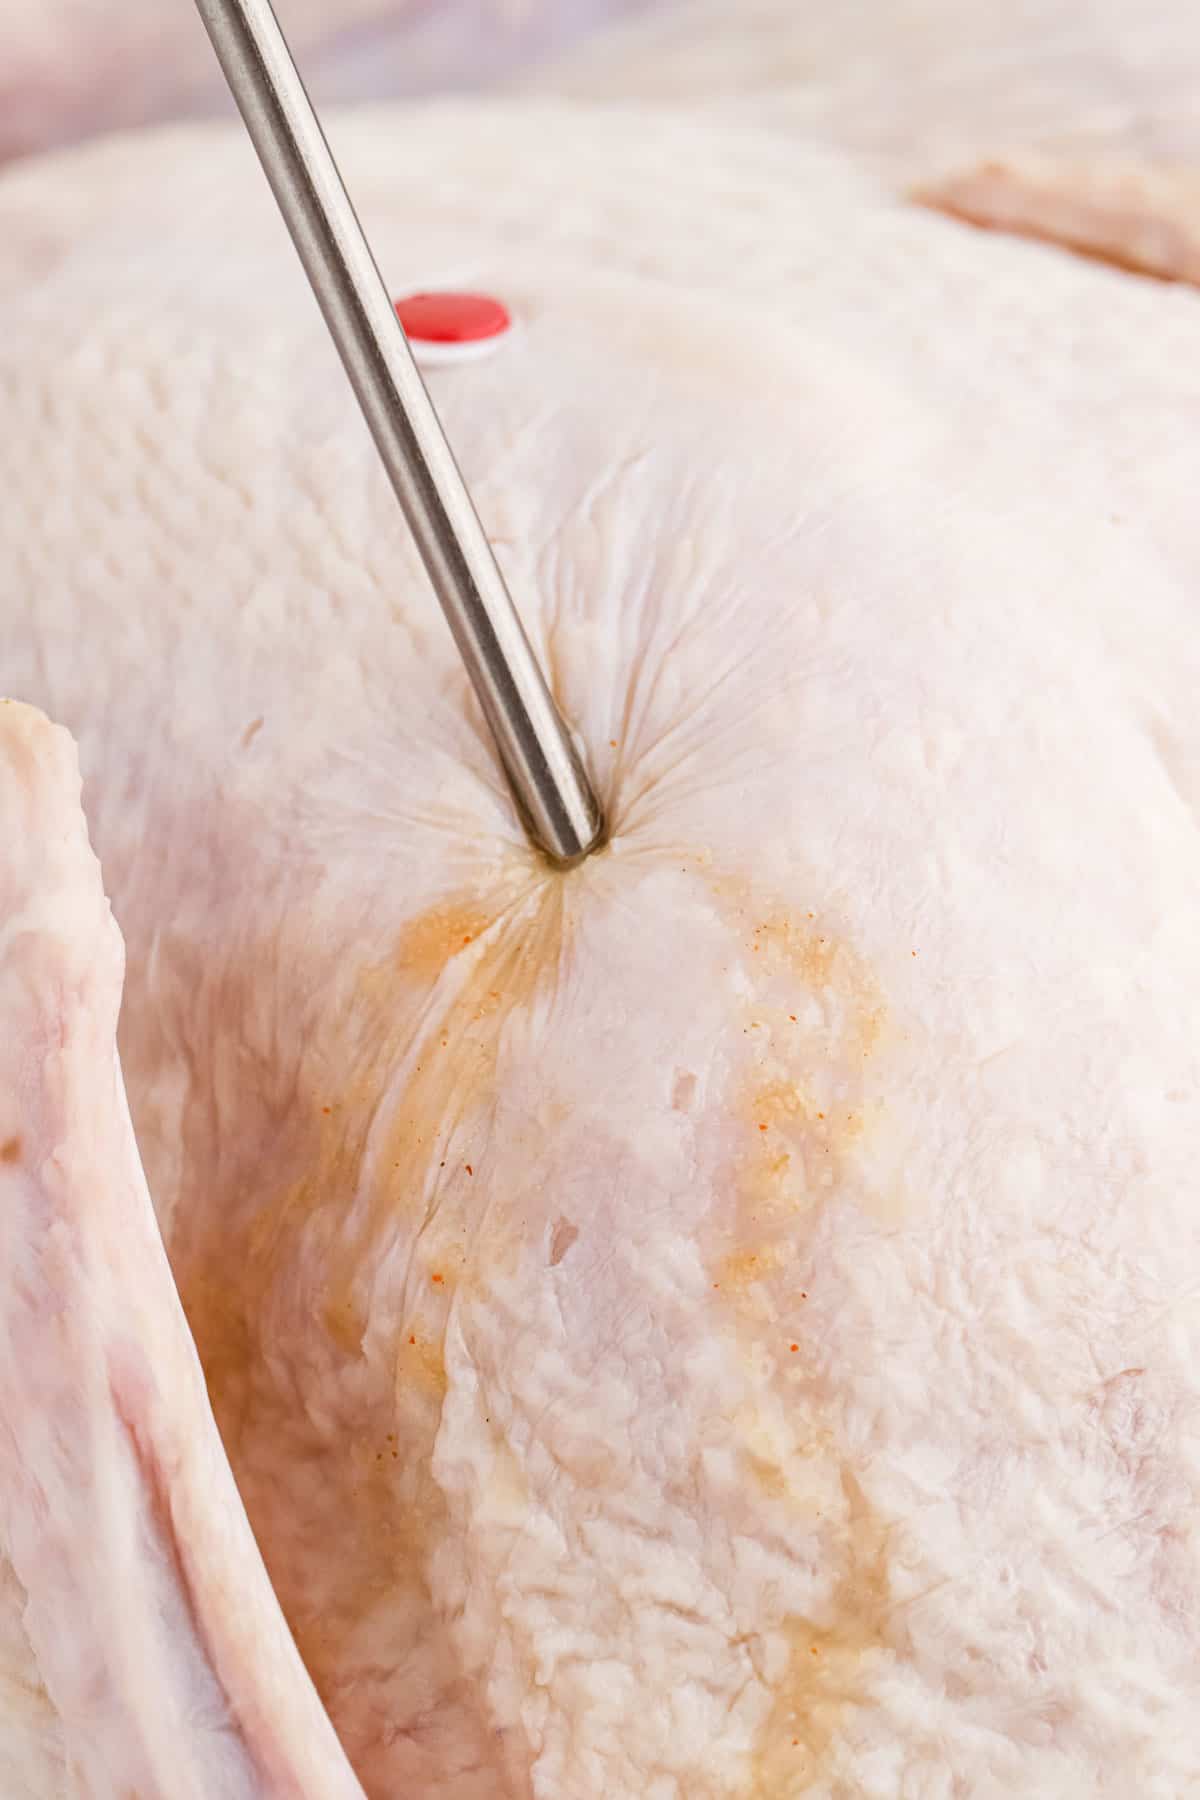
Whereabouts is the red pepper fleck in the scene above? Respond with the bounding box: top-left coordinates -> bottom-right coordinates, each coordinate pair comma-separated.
321,1106 -> 331,1115
465,1164 -> 474,1176
431,1273 -> 444,1285
758,1122 -> 768,1132
790,1343 -> 799,1353
409,1335 -> 416,1345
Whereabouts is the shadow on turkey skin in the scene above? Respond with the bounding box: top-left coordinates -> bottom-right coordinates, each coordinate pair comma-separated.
3,100 -> 1200,1798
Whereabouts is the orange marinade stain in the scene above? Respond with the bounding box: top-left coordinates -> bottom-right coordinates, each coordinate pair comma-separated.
743,1478 -> 896,1794
389,899 -> 495,983
171,872 -> 558,1765
698,882 -> 900,1793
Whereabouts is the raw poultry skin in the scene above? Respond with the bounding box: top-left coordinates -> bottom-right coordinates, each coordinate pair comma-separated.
3,87 -> 1200,1800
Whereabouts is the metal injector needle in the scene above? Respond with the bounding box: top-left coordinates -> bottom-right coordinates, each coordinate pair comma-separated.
193,0 -> 606,866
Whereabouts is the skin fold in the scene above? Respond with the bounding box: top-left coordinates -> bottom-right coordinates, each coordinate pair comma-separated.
0,703 -> 366,1799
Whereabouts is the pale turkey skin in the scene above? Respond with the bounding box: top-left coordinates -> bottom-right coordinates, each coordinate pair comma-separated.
3,88 -> 1200,1800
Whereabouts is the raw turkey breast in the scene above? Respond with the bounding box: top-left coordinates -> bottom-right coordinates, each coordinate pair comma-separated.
4,93 -> 1200,1798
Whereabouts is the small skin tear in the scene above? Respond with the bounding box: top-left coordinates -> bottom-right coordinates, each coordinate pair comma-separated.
549,1219 -> 579,1267
672,1071 -> 698,1113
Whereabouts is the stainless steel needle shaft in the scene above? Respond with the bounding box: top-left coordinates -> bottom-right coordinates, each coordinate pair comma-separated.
193,0 -> 605,866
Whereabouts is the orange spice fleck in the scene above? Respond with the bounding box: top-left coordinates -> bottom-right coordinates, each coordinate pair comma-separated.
409,1335 -> 416,1345
790,1343 -> 799,1353
431,1273 -> 444,1286
321,1106 -> 331,1115
465,1164 -> 474,1176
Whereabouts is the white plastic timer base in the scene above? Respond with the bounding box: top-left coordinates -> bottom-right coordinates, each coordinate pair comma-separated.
410,327 -> 515,368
